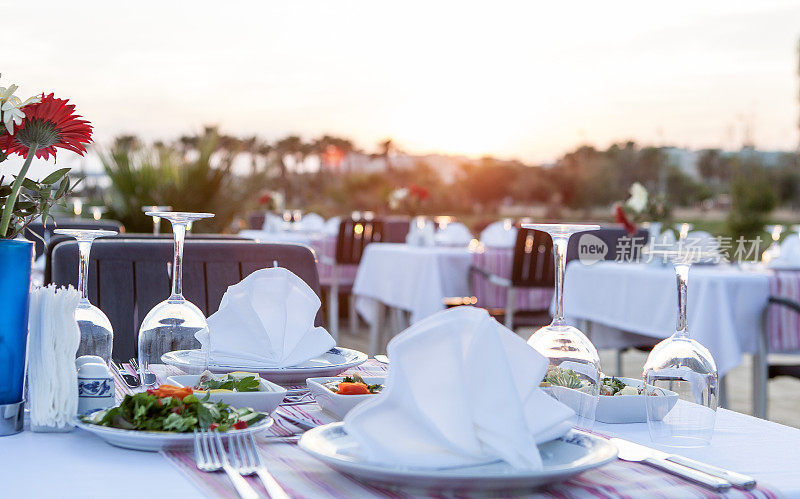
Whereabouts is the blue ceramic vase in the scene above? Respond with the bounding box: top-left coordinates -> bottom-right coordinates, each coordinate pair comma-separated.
0,239 -> 33,405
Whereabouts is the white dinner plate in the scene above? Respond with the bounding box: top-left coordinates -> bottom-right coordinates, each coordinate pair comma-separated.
161,347 -> 368,383
75,415 -> 274,452
298,423 -> 617,490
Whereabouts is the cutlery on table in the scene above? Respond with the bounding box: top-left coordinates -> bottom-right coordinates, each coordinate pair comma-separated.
228,432 -> 291,499
128,357 -> 157,386
374,354 -> 389,364
193,428 -> 258,499
611,437 -> 733,491
610,437 -> 756,490
277,412 -> 319,432
110,359 -> 140,388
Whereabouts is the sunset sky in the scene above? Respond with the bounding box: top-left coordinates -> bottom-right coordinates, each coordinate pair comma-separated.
3,0 -> 799,172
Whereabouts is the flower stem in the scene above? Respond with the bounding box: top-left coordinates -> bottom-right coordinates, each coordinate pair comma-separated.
0,143 -> 38,238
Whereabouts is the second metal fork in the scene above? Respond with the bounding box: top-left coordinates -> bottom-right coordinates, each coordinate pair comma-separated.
228,432 -> 290,499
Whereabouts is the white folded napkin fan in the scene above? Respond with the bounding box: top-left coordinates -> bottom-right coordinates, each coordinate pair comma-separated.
197,267 -> 334,368
344,306 -> 576,470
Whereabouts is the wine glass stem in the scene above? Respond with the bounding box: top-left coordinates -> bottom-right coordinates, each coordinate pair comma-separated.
675,263 -> 689,335
153,216 -> 160,235
552,236 -> 568,325
77,239 -> 92,301
170,222 -> 186,299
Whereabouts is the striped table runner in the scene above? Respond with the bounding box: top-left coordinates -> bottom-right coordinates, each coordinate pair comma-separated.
471,248 -> 553,310
114,360 -> 779,498
766,271 -> 800,352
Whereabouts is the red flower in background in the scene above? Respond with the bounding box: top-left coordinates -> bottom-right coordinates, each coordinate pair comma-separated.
614,203 -> 637,235
408,183 -> 429,201
0,93 -> 92,160
258,192 -> 272,205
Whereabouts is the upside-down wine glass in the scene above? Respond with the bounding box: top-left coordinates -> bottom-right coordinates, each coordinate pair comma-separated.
762,225 -> 784,264
522,223 -> 601,429
53,228 -> 118,363
137,211 -> 214,384
643,249 -> 718,447
142,205 -> 172,235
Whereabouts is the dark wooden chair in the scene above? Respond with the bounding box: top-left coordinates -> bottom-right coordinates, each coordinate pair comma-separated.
25,218 -> 124,258
566,226 -> 649,264
321,218 -> 385,340
48,239 -> 321,362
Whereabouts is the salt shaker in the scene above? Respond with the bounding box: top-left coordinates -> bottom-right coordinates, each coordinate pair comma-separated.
76,358 -> 115,416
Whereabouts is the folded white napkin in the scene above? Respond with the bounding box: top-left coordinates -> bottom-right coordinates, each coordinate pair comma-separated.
435,222 -> 473,246
480,221 -> 517,248
771,236 -> 800,268
344,306 -> 576,470
297,212 -> 325,232
28,285 -> 81,431
324,216 -> 342,236
406,218 -> 436,247
197,267 -> 335,368
261,212 -> 283,233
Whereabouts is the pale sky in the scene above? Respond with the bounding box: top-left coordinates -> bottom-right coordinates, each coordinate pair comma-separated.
2,0 -> 799,173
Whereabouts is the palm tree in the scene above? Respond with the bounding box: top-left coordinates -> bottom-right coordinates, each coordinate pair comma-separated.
378,138 -> 394,172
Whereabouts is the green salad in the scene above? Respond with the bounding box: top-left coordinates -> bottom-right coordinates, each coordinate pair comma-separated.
82,385 -> 268,432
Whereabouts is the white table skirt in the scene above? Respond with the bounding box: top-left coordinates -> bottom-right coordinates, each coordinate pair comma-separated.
353,243 -> 472,325
562,261 -> 771,375
6,408 -> 800,496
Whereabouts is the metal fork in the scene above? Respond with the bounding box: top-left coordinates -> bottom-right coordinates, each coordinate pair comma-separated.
229,432 -> 290,499
128,357 -> 156,386
193,429 -> 258,499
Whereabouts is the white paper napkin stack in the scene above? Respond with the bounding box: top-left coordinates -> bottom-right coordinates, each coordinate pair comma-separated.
197,267 -> 335,368
344,306 -> 576,470
27,285 -> 81,431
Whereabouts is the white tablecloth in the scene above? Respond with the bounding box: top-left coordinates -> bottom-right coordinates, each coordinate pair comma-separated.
6,408 -> 800,497
353,243 -> 472,325
562,261 -> 771,375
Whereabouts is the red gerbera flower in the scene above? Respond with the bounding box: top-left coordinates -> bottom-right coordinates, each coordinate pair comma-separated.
0,93 -> 92,160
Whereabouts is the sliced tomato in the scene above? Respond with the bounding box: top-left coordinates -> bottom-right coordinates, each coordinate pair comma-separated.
233,420 -> 248,430
337,382 -> 370,395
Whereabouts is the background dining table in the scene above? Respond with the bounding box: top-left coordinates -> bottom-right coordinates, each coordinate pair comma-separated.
5,360 -> 800,497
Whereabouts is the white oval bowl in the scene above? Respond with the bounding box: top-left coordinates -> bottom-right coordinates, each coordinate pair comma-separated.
596,377 -> 679,424
307,376 -> 386,419
166,374 -> 287,413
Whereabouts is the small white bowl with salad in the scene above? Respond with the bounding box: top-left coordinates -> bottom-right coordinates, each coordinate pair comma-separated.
166,371 -> 287,413
307,373 -> 386,418
596,376 -> 679,424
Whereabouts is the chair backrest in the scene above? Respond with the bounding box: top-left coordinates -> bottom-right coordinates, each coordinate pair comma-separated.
510,228 -> 555,288
382,217 -> 410,243
25,218 -> 124,258
43,233 -> 246,285
49,239 -> 321,361
335,219 -> 384,265
248,213 -> 266,230
566,226 -> 649,263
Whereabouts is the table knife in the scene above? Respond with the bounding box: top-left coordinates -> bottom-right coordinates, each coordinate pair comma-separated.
611,438 -> 731,491
610,437 -> 756,490
111,360 -> 140,388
